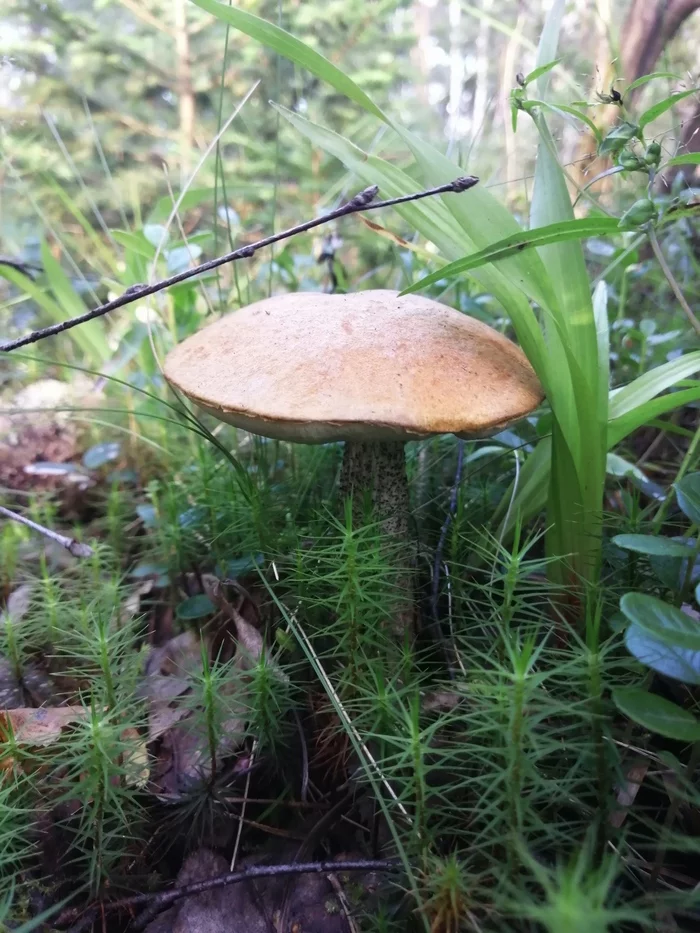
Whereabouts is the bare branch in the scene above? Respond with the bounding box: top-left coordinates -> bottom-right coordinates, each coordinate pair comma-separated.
57,858 -> 399,930
1,176 -> 479,353
0,505 -> 93,558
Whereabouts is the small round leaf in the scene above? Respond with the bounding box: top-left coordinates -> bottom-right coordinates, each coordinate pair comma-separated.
621,592 -> 700,651
625,623 -> 700,684
613,687 -> 700,741
82,442 -> 121,470
176,595 -> 215,620
613,534 -> 696,558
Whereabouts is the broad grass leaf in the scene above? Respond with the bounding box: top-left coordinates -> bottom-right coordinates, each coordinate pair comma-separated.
608,353 -> 700,420
401,218 -> 620,294
190,0 -> 385,119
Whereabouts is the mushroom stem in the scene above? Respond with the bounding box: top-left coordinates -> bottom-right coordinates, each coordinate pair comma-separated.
339,441 -> 415,637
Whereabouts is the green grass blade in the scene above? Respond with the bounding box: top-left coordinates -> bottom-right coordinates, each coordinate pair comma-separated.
190,0 -> 385,119
609,352 -> 700,420
0,262 -> 106,363
638,88 -> 699,130
400,218 -> 620,294
39,240 -> 110,362
608,386 -> 700,446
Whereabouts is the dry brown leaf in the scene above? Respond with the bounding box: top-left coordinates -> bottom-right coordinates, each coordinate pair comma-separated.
0,706 -> 86,747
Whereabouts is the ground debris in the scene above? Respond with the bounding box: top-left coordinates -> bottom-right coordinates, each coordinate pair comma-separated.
143,847 -> 370,933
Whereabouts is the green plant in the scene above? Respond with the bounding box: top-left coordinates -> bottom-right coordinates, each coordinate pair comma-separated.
194,0 -> 700,617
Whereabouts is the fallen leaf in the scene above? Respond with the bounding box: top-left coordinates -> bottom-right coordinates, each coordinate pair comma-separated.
0,584 -> 33,624
0,706 -> 86,750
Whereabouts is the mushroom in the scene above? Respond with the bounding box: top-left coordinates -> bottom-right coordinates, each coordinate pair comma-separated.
164,289 -> 544,634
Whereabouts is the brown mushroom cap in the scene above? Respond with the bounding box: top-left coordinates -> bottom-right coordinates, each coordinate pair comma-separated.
164,289 -> 544,443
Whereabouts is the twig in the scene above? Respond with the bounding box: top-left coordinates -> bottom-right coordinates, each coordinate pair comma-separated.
0,256 -> 42,278
648,224 -> 700,337
1,177 -> 478,353
0,505 -> 93,558
57,859 -> 397,930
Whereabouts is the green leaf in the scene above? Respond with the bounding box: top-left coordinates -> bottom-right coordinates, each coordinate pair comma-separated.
598,122 -> 640,156
401,218 -> 620,295
523,59 -> 561,87
533,0 -> 565,99
176,595 -> 215,620
613,688 -> 700,741
663,153 -> 700,169
112,230 -> 156,260
608,352 -> 700,420
625,622 -> 700,685
613,535 -> 697,558
620,592 -> 700,651
190,0 -> 385,119
527,99 -> 602,142
82,442 -> 121,470
650,539 -> 700,591
39,241 -> 110,362
606,453 -> 647,483
676,474 -> 700,525
624,72 -> 681,95
0,261 -> 106,363
608,385 -> 700,447
148,188 -> 215,223
638,88 -> 699,130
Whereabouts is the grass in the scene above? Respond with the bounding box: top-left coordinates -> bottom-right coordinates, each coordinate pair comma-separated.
1,4 -> 700,930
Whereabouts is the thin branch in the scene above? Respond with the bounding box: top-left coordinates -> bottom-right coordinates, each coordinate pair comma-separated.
648,225 -> 700,337
0,505 -> 93,558
1,177 -> 479,353
0,256 -> 42,278
57,858 -> 399,930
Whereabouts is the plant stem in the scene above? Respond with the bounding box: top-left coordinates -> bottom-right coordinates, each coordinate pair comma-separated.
650,740 -> 700,888
652,423 -> 700,533
647,225 -> 700,337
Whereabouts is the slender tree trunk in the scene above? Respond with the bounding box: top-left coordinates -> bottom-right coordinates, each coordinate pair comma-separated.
174,0 -> 195,181
622,0 -> 700,95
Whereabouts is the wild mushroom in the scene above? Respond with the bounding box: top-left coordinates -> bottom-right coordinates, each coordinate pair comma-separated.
164,289 -> 544,634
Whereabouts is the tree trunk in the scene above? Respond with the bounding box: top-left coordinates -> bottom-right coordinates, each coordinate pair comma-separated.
571,0 -> 700,193
622,0 -> 700,100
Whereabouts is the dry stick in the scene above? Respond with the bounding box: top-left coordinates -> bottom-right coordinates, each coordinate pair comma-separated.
60,859 -> 397,930
0,505 -> 93,558
1,177 -> 479,354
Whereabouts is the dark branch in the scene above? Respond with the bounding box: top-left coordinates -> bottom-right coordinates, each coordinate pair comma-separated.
57,858 -> 399,930
0,256 -> 43,279
1,177 -> 478,353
